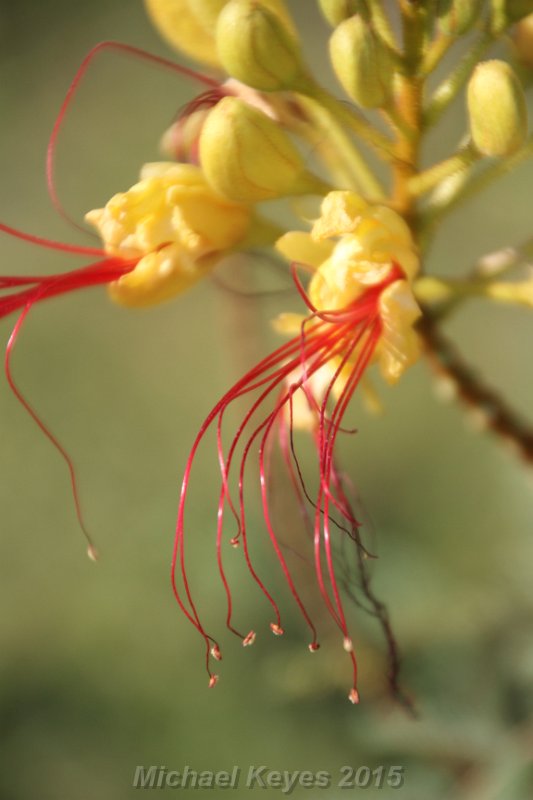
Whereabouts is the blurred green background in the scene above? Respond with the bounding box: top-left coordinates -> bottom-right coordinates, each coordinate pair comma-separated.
0,2 -> 532,798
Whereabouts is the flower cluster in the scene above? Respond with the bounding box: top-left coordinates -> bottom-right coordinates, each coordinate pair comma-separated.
1,0 -> 533,705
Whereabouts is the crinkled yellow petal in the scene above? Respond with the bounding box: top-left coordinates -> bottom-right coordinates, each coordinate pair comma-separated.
329,236 -> 393,286
108,246 -> 217,308
308,255 -> 364,310
88,161 -> 253,307
167,187 -> 251,253
86,162 -> 251,261
359,207 -> 419,279
144,0 -> 220,67
311,190 -> 368,241
276,231 -> 334,268
366,205 -> 413,247
309,191 -> 419,282
377,280 -> 422,384
139,162 -> 207,183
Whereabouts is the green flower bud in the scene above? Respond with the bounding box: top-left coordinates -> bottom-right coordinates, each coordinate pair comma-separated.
514,14 -> 533,68
437,0 -> 484,35
215,0 -> 309,92
491,0 -> 533,33
467,60 -> 528,157
187,0 -> 227,33
329,16 -> 395,108
199,97 -> 327,202
318,0 -> 360,27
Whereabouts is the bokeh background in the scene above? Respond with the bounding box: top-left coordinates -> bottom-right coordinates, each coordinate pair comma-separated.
0,2 -> 532,798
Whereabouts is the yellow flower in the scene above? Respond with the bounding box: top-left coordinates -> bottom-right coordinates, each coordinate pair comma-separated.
86,163 -> 252,307
276,191 -> 421,385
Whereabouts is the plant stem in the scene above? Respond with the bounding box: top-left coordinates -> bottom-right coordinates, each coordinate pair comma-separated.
424,32 -> 494,127
422,133 -> 533,230
366,0 -> 399,53
421,32 -> 454,75
308,83 -> 397,160
390,3 -> 427,222
419,314 -> 533,464
408,143 -> 479,197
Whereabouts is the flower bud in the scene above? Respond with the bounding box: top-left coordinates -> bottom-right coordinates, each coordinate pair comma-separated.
329,16 -> 394,108
467,60 -> 527,157
490,0 -> 533,33
199,97 -> 327,202
514,14 -> 533,69
215,0 -> 309,92
318,0 -> 360,26
187,0 -> 227,33
160,109 -> 209,163
505,0 -> 533,22
144,0 -> 219,67
437,0 -> 484,35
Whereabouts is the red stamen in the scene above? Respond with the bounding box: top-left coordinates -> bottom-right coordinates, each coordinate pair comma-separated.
0,222 -> 106,258
173,267 -> 403,698
46,40 -> 220,230
0,222 -> 136,554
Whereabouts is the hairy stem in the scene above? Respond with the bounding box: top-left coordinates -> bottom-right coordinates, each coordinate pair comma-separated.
419,315 -> 533,464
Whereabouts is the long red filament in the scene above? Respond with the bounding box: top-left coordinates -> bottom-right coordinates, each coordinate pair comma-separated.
174,266 -> 403,698
46,40 -> 221,231
0,218 -> 136,553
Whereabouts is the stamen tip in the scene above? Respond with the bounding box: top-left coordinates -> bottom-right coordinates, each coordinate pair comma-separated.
270,623 -> 284,636
87,545 -> 99,562
208,674 -> 219,689
230,537 -> 240,548
348,688 -> 360,705
210,644 -> 222,661
308,642 -> 320,653
343,636 -> 354,653
242,630 -> 256,647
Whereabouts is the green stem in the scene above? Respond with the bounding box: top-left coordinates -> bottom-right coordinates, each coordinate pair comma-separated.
383,105 -> 416,141
307,83 -> 397,161
420,32 -> 455,75
296,96 -> 386,199
399,0 -> 427,73
472,237 -> 533,278
422,133 -> 533,229
366,0 -> 400,53
415,274 -> 533,310
408,143 -> 480,197
424,32 -> 494,127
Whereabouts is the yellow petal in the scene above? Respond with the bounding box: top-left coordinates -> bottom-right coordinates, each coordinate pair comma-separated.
377,280 -> 422,384
108,246 -> 217,307
276,231 -> 334,268
311,190 -> 368,241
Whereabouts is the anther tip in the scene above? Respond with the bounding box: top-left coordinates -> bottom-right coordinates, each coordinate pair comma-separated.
230,537 -> 240,548
242,630 -> 256,647
87,545 -> 99,562
208,674 -> 219,689
270,623 -> 284,636
343,636 -> 353,653
348,688 -> 360,705
308,642 -> 320,653
210,644 -> 222,661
